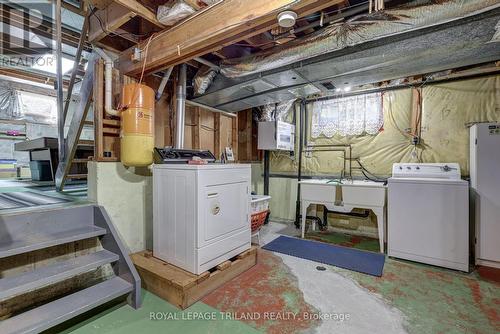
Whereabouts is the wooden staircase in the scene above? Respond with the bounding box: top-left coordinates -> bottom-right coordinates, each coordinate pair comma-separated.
0,204 -> 141,333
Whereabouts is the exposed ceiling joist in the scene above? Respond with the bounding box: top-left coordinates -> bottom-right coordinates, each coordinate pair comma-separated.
62,2 -> 85,16
89,2 -> 137,42
0,68 -> 71,87
118,0 -> 345,76
183,0 -> 205,10
111,0 -> 166,29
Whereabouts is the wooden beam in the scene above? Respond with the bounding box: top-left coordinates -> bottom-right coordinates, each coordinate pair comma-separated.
119,0 -> 344,76
61,2 -> 85,16
112,0 -> 166,29
93,59 -> 105,161
231,114 -> 238,161
410,87 -> 422,139
193,107 -> 200,149
0,68 -> 70,87
214,113 -> 221,158
89,2 -> 136,42
184,0 -> 205,10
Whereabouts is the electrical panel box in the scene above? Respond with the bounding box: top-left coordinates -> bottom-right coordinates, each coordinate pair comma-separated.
258,121 -> 295,151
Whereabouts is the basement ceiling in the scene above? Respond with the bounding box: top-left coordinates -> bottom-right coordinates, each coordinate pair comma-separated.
192,5 -> 500,112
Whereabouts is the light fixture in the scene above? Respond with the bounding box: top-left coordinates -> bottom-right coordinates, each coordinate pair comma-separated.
344,86 -> 352,92
277,11 -> 297,28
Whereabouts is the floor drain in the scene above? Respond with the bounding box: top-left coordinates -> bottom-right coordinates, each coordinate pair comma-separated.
316,266 -> 326,271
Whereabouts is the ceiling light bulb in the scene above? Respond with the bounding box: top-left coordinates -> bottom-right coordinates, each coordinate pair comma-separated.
344,86 -> 352,92
277,11 -> 297,28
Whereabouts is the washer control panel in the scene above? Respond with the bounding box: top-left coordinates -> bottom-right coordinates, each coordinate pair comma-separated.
392,163 -> 461,179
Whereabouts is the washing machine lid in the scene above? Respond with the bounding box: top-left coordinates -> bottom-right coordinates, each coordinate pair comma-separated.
387,177 -> 468,187
391,163 -> 461,179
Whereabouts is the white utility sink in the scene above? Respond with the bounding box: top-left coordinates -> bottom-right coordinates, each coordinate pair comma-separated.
299,179 -> 387,252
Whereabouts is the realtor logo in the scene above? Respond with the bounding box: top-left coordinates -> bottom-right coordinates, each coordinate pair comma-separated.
0,0 -> 54,68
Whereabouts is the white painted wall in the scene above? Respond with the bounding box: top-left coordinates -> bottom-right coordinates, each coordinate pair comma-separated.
87,161 -> 152,253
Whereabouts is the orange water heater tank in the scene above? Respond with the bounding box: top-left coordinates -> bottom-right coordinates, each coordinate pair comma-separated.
121,83 -> 155,166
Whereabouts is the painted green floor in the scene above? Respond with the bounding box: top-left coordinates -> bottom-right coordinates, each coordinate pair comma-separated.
1,196 -> 496,334
49,226 -> 500,334
49,256 -> 500,334
55,290 -> 261,334
344,259 -> 500,334
305,230 -> 381,252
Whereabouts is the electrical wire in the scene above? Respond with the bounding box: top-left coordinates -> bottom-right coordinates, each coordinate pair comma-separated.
354,158 -> 387,182
88,2 -> 149,40
116,33 -> 156,112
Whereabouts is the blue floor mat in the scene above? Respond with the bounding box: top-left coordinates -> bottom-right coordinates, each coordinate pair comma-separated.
262,235 -> 385,277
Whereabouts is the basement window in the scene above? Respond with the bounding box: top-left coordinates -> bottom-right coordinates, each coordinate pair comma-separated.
17,91 -> 57,125
310,93 -> 383,137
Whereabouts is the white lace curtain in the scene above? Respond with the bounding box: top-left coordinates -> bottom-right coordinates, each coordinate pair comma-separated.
310,93 -> 383,137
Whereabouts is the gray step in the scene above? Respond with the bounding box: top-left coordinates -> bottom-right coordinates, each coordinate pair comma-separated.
0,277 -> 133,334
0,250 -> 119,302
0,226 -> 106,259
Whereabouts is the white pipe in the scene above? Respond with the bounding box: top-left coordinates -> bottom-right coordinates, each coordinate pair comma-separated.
194,57 -> 220,70
185,100 -> 236,118
155,67 -> 173,101
175,64 -> 187,149
94,47 -> 119,116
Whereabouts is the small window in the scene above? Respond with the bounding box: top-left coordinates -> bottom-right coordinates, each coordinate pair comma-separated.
17,90 -> 57,124
310,93 -> 383,137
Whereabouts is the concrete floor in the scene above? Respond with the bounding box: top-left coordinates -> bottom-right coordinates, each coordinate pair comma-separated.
59,221 -> 500,334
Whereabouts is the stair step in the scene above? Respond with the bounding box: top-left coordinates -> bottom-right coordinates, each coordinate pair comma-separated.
72,158 -> 90,163
0,226 -> 106,259
0,250 -> 119,302
0,277 -> 133,334
67,174 -> 88,179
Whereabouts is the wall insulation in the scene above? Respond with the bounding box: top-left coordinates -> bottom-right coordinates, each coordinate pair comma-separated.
267,76 -> 500,228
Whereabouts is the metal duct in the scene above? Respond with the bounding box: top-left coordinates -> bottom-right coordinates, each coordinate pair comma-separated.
193,0 -> 500,112
221,0 -> 500,78
175,64 -> 187,149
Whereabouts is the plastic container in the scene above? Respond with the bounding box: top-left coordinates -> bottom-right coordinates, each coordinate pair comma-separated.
250,195 -> 271,232
251,210 -> 269,232
250,195 -> 271,214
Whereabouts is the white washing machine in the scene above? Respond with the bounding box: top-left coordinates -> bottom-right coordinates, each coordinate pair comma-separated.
388,163 -> 469,271
153,163 -> 251,274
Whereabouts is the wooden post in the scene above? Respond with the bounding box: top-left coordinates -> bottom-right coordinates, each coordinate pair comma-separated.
214,113 -> 221,158
410,87 -> 422,139
231,113 -> 238,161
193,107 -> 200,149
93,59 -> 104,160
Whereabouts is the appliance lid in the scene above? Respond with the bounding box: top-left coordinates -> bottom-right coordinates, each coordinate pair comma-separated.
391,163 -> 462,179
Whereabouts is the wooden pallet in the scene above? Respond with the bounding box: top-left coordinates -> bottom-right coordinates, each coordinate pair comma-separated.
131,246 -> 257,309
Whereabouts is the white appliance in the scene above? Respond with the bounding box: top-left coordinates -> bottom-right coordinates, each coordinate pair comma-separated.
470,123 -> 500,269
153,163 -> 251,274
258,121 -> 295,151
388,163 -> 469,271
